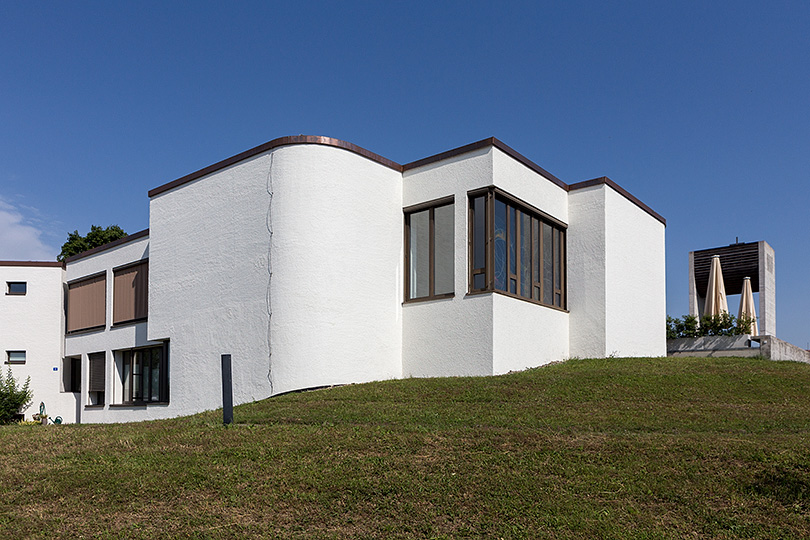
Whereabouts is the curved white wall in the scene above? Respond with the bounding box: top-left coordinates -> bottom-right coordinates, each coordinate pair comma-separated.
149,143 -> 403,411
269,145 -> 403,393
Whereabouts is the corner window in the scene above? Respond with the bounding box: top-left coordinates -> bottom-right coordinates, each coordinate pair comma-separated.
6,282 -> 26,295
404,197 -> 454,302
469,188 -> 566,309
120,344 -> 169,404
6,351 -> 26,364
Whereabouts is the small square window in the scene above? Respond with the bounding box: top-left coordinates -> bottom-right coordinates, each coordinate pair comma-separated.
6,282 -> 26,295
6,351 -> 26,364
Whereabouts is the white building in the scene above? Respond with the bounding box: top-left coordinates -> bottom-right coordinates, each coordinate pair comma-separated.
0,135 -> 666,423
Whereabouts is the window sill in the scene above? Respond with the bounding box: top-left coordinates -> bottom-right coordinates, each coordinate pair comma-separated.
109,401 -> 169,408
4,361 -> 25,365
66,325 -> 106,336
466,289 -> 569,313
5,292 -> 26,296
403,293 -> 455,305
84,405 -> 105,409
111,318 -> 148,328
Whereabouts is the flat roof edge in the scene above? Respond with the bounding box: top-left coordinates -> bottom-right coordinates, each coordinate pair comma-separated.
64,228 -> 150,264
569,177 -> 667,226
0,261 -> 64,268
147,135 -> 403,198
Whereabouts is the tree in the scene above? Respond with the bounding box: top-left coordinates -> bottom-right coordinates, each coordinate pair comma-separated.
0,367 -> 32,424
57,225 -> 127,262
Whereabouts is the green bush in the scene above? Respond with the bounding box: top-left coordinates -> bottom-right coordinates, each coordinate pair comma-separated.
667,313 -> 756,339
0,367 -> 32,424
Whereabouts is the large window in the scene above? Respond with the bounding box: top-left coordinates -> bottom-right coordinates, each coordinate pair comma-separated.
113,260 -> 148,325
67,273 -> 106,333
120,344 -> 168,404
469,188 -> 566,309
404,197 -> 454,301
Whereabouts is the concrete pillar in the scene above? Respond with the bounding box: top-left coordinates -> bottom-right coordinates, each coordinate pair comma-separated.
758,241 -> 776,336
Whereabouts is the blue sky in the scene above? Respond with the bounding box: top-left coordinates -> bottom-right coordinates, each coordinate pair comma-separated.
1,1 -> 808,347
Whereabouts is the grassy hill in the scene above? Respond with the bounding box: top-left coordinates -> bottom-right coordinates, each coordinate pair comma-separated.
2,356 -> 810,539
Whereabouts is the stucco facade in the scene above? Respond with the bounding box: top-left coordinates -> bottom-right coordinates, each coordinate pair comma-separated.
2,135 -> 666,423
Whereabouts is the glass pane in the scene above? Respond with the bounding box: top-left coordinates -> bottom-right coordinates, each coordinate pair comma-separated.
543,223 -> 553,305
8,351 -> 25,363
534,286 -> 540,301
554,228 -> 561,291
493,199 -> 507,291
133,351 -> 143,400
532,218 -> 539,284
123,358 -> 131,402
520,212 -> 531,298
408,210 -> 430,299
473,273 -> 486,290
510,278 -> 517,294
434,204 -> 454,295
8,282 -> 26,294
150,348 -> 161,401
472,196 -> 485,270
509,206 -> 516,276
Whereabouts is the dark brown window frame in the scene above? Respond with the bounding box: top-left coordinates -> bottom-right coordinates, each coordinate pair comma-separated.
468,187 -> 567,311
119,343 -> 170,406
5,350 -> 26,364
404,195 -> 455,303
6,282 -> 26,296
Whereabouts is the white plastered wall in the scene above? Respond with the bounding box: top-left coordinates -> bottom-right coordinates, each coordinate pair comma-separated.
491,148 -> 570,371
0,265 -> 72,422
402,148 -> 495,377
64,235 -> 162,423
402,147 -> 571,377
567,185 -> 608,358
568,184 -> 666,358
149,143 -> 403,411
603,187 -> 666,357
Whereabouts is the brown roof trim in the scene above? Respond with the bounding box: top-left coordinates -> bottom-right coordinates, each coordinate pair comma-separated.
569,177 -> 666,226
0,261 -> 64,268
144,134 -> 664,226
148,135 -> 402,198
402,137 -> 569,190
64,228 -> 150,264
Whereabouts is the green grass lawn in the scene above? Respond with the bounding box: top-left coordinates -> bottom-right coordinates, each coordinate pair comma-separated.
2,356 -> 810,539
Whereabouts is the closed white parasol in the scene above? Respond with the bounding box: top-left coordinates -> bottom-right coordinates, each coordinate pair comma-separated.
704,255 -> 728,316
738,276 -> 759,335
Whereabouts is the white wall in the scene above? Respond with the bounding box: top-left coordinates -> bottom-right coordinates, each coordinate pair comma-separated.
492,293 -> 569,374
0,264 -> 73,422
403,146 -> 572,377
567,183 -> 666,358
567,185 -> 608,358
603,187 -> 666,357
402,147 -> 496,376
64,235 -> 163,423
150,143 -> 403,412
267,144 -> 403,393
491,147 -> 568,223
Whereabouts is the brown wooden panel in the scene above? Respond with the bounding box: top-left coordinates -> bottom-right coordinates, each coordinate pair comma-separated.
693,242 -> 760,296
88,352 -> 105,393
66,274 -> 106,333
113,261 -> 148,324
